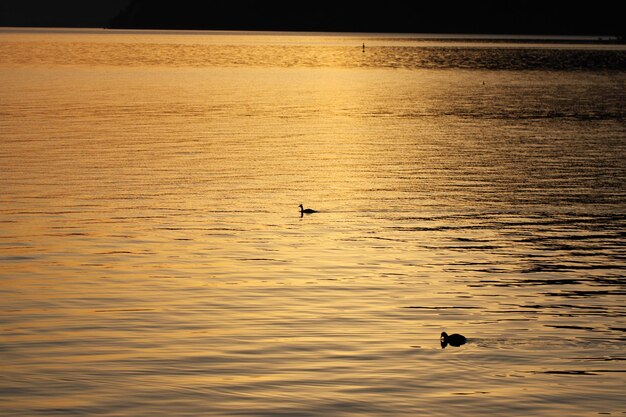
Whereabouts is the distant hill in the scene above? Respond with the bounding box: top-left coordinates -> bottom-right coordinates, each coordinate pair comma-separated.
109,1 -> 624,36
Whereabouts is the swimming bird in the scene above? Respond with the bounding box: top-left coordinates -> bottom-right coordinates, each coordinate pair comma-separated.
299,204 -> 317,215
440,331 -> 467,348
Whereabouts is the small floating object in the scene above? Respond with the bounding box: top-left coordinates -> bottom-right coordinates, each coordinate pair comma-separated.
299,204 -> 317,215
441,331 -> 467,348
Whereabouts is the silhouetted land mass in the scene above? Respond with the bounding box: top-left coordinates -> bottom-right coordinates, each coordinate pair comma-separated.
0,0 -> 130,28
108,1 -> 624,37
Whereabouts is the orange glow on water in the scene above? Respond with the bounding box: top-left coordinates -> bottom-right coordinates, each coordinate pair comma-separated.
1,29 -> 625,416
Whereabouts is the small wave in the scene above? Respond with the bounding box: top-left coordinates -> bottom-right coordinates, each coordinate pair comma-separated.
530,370 -> 626,375
0,255 -> 37,262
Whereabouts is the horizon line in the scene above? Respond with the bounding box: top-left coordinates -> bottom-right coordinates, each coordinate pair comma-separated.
1,26 -> 622,42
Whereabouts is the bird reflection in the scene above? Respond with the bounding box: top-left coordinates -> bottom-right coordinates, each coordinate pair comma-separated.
441,331 -> 467,348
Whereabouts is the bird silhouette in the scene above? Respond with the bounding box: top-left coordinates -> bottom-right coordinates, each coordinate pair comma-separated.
440,331 -> 467,348
299,204 -> 317,216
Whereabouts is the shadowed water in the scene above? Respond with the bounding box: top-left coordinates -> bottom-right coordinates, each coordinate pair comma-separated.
1,29 -> 625,416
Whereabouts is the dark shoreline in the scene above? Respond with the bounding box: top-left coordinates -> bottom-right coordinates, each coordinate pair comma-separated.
1,26 -> 624,45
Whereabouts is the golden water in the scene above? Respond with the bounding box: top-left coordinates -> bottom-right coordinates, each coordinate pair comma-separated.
1,29 -> 625,416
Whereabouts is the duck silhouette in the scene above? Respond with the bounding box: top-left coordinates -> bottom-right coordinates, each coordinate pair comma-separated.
299,204 -> 317,216
440,331 -> 467,348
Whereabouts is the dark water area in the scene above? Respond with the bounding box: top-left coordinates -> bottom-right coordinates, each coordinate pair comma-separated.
1,29 -> 625,416
1,32 -> 626,71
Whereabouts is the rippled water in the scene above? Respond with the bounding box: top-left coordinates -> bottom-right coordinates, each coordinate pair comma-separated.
1,29 -> 625,416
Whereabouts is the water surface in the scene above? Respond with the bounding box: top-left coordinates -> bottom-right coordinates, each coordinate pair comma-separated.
1,29 -> 625,416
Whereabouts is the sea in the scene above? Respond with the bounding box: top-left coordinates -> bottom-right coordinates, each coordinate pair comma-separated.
1,28 -> 625,416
